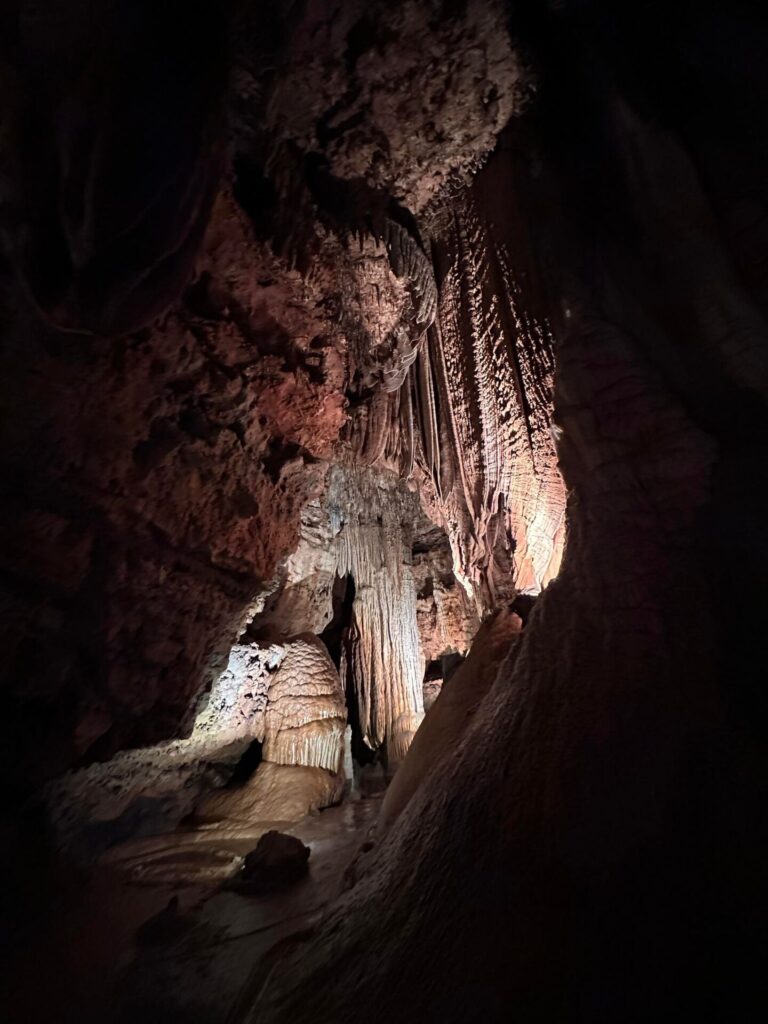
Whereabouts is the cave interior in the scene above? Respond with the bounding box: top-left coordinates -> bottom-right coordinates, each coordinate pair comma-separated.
2,2 -> 767,1022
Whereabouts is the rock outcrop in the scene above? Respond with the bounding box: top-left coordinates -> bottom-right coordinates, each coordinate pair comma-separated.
7,3 -> 766,1019
237,831 -> 311,892
246,7 -> 768,1022
376,606 -> 523,837
1,0 -> 526,798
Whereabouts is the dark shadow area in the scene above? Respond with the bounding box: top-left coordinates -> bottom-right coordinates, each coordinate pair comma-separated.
319,575 -> 376,767
225,738 -> 263,787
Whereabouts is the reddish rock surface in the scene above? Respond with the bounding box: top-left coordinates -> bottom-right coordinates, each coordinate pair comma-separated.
4,4 -> 766,1021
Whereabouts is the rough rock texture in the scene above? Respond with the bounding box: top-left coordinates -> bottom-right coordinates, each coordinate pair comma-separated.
1,0 -> 526,801
238,831 -> 311,892
8,4 -> 766,1019
422,679 -> 444,712
188,635 -> 346,832
261,636 -> 346,773
243,0 -> 526,214
329,466 -> 425,764
260,466 -> 478,765
1,189 -> 348,793
414,139 -> 567,607
46,638 -> 285,858
247,7 -> 768,1023
48,633 -> 346,857
412,523 -> 480,665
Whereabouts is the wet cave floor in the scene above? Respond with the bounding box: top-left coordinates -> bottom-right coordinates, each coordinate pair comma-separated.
8,796 -> 382,1024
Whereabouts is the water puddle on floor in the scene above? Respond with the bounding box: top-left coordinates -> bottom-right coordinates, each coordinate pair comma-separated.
7,796 -> 381,1024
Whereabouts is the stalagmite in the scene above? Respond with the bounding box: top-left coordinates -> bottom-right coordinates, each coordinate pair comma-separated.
196,634 -> 347,826
329,466 -> 425,764
262,635 -> 347,773
7,4 -> 765,1022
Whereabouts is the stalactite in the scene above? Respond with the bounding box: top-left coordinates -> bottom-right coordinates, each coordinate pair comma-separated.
414,175 -> 567,607
328,465 -> 425,763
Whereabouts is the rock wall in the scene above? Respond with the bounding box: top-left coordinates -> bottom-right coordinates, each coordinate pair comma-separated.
261,464 -> 449,765
0,191 -> 346,794
249,5 -> 768,1021
1,0 -> 528,801
50,632 -> 347,858
414,140 -> 567,607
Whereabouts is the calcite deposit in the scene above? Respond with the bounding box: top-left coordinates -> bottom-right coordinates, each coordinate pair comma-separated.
1,0 -> 533,797
5,2 -> 765,1022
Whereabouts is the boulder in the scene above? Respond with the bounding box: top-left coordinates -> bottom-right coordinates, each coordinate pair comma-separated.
238,831 -> 310,891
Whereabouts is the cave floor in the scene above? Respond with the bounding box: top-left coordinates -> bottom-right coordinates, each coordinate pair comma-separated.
8,796 -> 381,1024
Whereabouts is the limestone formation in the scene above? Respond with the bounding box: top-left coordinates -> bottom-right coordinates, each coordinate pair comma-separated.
261,466 -> 474,766
195,762 -> 344,830
246,9 -> 768,1023
377,607 -> 523,836
5,4 -> 766,1021
47,639 -> 286,858
48,633 -> 348,857
414,144 -> 568,607
2,0 -> 522,792
412,524 -> 480,665
261,636 -> 347,773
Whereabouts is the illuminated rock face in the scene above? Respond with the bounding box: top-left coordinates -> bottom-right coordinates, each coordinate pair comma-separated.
413,526 -> 481,666
328,467 -> 426,764
193,635 -> 347,829
49,634 -> 346,856
263,465 -> 435,765
415,146 -> 567,609
247,9 -> 768,1023
4,1 -> 767,1018
376,607 -> 523,836
1,0 -> 530,793
194,762 -> 344,830
261,636 -> 346,774
46,639 -> 283,855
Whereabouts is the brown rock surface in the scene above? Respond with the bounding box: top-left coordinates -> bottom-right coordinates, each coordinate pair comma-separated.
195,762 -> 344,828
238,831 -> 311,892
241,9 -> 768,1024
262,636 -> 347,773
6,5 -> 765,1020
2,0 -> 527,795
377,607 -> 523,836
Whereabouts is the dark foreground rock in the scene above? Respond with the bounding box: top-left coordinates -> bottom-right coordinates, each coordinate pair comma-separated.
237,831 -> 311,893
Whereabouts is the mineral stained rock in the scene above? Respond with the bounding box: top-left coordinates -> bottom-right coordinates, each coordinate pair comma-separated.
1,0 -> 539,801
246,8 -> 768,1023
261,465 -> 467,766
49,633 -> 348,856
412,523 -> 480,665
